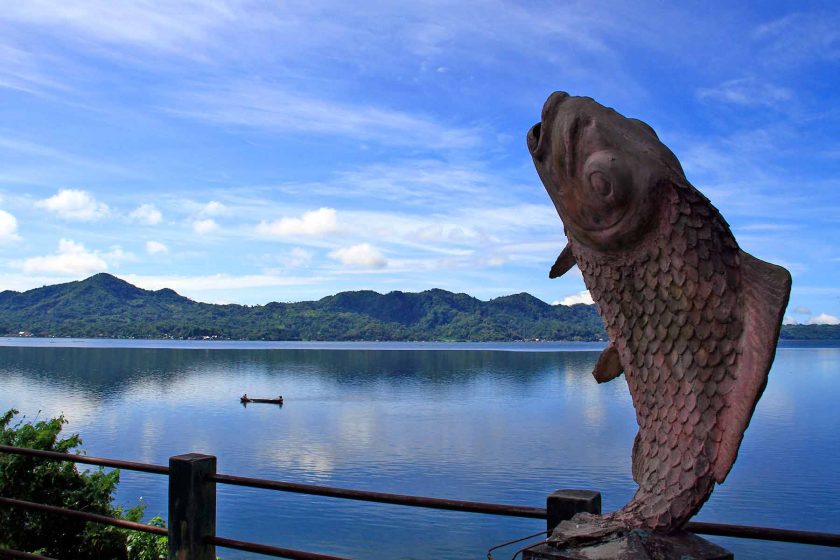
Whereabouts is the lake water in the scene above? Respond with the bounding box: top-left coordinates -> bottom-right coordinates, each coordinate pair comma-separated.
0,338 -> 838,559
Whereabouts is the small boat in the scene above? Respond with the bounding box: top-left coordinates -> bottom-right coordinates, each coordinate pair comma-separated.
240,394 -> 283,405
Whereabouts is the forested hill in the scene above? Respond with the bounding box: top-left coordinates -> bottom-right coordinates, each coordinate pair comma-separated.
0,274 -> 834,341
0,273 -> 605,341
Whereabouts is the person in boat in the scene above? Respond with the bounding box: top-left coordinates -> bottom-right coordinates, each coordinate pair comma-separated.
241,393 -> 249,401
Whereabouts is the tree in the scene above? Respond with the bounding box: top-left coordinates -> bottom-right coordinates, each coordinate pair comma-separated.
0,409 -> 166,559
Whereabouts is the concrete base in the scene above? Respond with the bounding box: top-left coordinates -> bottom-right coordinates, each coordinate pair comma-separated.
522,530 -> 733,560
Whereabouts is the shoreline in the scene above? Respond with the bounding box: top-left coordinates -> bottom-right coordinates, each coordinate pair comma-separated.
1,337 -> 838,351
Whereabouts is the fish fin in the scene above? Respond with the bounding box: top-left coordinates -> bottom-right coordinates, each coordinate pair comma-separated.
712,251 -> 791,483
549,243 -> 577,279
592,342 -> 623,383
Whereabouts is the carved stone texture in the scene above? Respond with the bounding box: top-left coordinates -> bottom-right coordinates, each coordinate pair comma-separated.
523,530 -> 733,560
527,92 -> 791,545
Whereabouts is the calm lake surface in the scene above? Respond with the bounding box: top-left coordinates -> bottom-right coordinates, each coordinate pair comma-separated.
1,338 -> 838,559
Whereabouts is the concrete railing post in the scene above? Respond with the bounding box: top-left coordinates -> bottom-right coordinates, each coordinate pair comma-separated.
546,489 -> 601,534
168,453 -> 216,560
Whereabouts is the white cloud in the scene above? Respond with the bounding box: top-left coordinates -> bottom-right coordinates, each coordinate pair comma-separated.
192,218 -> 219,235
256,208 -> 339,237
329,243 -> 387,268
554,290 -> 594,306
783,315 -> 797,325
36,189 -> 109,221
0,209 -> 21,243
130,203 -> 163,225
808,313 -> 840,326
146,240 -> 169,255
103,245 -> 135,265
285,247 -> 312,268
792,305 -> 812,315
413,223 -> 483,243
19,239 -> 108,275
201,200 -> 226,216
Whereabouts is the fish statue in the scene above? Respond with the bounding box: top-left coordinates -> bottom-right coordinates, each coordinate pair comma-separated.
527,92 -> 791,545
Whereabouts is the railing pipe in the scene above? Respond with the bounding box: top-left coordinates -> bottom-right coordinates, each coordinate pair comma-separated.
208,536 -> 351,560
0,444 -> 169,475
0,496 -> 167,536
211,472 -> 546,519
686,521 -> 840,548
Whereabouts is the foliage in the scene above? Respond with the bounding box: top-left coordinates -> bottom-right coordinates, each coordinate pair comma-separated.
779,323 -> 840,340
0,409 -> 167,559
126,517 -> 167,560
0,273 -> 609,341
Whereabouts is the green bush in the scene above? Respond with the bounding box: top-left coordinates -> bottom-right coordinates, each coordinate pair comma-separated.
126,517 -> 167,560
0,409 -> 167,559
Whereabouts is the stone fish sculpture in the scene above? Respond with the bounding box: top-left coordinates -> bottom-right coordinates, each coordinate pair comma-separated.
527,92 -> 792,545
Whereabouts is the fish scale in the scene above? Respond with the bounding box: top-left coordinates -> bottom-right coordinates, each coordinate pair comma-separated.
571,182 -> 740,530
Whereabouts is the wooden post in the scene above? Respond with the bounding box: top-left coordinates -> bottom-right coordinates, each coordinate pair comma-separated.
168,453 -> 216,560
546,489 -> 601,534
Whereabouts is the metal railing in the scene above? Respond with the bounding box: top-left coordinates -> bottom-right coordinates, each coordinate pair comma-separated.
0,443 -> 838,559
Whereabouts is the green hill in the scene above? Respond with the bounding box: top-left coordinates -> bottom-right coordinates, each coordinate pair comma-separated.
0,274 -> 833,341
0,274 -> 606,341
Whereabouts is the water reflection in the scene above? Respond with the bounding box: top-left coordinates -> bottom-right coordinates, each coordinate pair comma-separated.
0,344 -> 837,559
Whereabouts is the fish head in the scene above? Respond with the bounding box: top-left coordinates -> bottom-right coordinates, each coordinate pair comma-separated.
527,92 -> 684,251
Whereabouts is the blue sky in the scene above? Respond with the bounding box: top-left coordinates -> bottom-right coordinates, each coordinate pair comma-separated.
0,1 -> 838,324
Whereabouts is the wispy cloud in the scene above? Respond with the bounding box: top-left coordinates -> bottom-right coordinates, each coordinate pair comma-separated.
697,77 -> 793,108
753,11 -> 840,66
0,135 -> 123,173
734,223 -> 798,232
0,1 -> 252,58
267,159 -> 523,215
168,82 -> 484,150
0,43 -> 68,95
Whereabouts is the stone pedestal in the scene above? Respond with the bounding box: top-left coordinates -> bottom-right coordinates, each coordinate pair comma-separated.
522,530 -> 733,560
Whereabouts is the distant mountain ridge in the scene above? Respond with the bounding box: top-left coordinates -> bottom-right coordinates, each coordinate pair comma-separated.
0,274 -> 606,341
0,274 -> 833,341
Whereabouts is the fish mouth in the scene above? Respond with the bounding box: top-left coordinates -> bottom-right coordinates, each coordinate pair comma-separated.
527,122 -> 542,154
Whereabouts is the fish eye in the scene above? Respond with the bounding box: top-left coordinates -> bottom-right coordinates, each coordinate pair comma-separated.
589,171 -> 613,198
